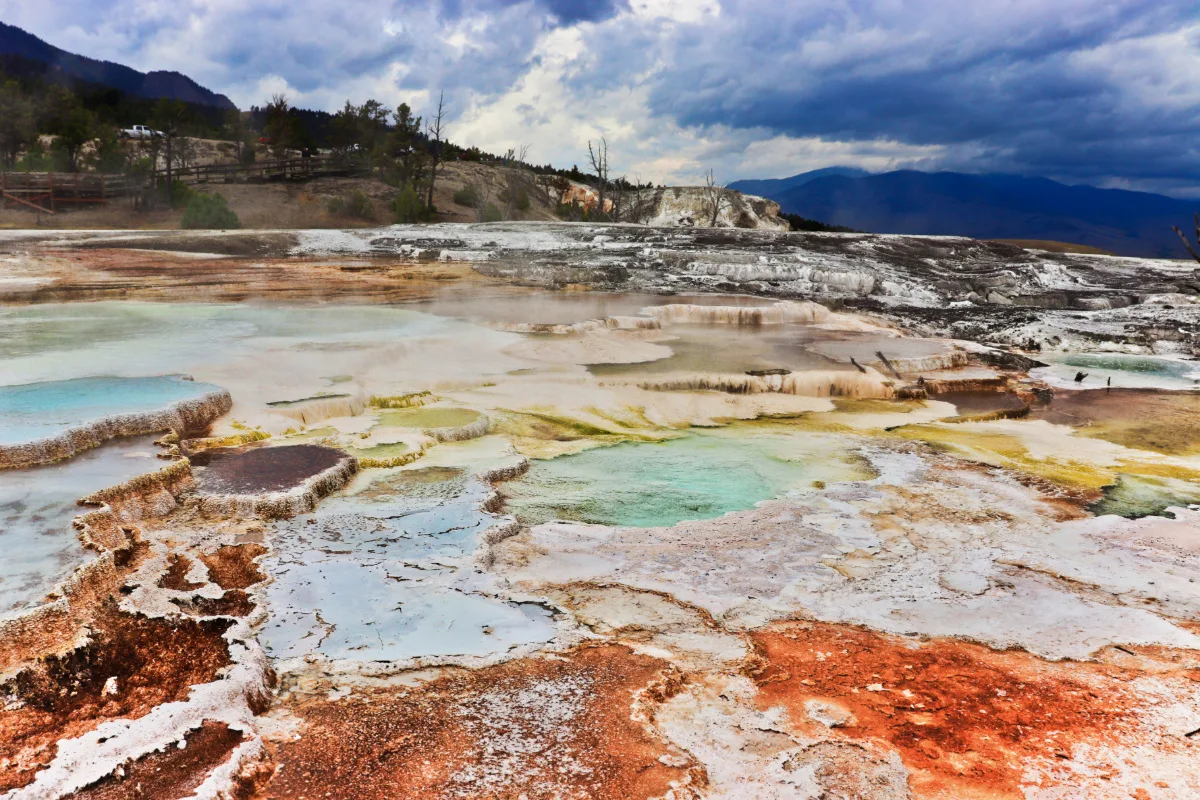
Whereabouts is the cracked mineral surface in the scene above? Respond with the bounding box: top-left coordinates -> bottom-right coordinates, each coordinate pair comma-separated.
1,223 -> 1198,799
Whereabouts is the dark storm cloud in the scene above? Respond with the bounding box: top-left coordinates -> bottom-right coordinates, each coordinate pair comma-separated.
632,0 -> 1200,186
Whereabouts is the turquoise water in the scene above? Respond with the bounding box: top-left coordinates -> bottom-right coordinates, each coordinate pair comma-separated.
0,375 -> 222,445
505,430 -> 862,528
1034,353 -> 1200,390
0,435 -> 164,616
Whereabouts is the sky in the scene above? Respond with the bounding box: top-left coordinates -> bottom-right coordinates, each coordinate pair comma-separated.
3,0 -> 1200,194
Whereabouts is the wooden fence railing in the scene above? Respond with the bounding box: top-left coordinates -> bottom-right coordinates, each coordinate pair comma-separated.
154,156 -> 370,185
1,172 -> 132,214
1,157 -> 371,214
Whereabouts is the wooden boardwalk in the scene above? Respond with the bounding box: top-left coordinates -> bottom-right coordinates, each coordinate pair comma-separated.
1,157 -> 370,213
158,156 -> 369,185
1,172 -> 131,214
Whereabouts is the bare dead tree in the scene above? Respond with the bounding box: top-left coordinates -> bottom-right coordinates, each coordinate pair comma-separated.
608,175 -> 628,222
1173,213 -> 1200,264
172,136 -> 199,172
500,144 -> 533,220
623,174 -> 657,224
534,173 -> 569,210
703,168 -> 730,227
587,137 -> 609,221
425,90 -> 447,214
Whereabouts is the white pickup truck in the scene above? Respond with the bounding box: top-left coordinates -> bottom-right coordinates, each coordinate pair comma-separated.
120,125 -> 162,139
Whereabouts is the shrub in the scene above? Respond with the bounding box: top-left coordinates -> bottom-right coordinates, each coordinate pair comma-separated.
453,185 -> 481,208
180,192 -> 240,229
17,140 -> 57,172
514,187 -> 531,211
167,179 -> 193,209
394,183 -> 430,223
326,189 -> 375,220
481,202 -> 502,223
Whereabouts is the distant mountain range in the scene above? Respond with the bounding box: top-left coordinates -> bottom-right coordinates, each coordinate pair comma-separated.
0,21 -> 235,110
727,167 -> 871,200
730,168 -> 1198,258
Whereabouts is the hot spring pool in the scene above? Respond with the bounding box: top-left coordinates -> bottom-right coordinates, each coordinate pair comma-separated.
504,428 -> 868,528
0,375 -> 224,447
1033,353 -> 1200,391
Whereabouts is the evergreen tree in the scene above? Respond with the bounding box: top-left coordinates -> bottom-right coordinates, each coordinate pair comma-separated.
0,80 -> 35,169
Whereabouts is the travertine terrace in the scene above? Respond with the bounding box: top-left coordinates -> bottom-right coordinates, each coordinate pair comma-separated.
1,222 -> 1198,799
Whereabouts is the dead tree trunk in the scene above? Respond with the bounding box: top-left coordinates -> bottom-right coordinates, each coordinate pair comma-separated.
587,138 -> 609,221
1173,213 -> 1200,264
425,91 -> 446,214
703,168 -> 729,227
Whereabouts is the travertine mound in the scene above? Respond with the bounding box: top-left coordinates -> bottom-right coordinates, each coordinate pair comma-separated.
424,415 -> 490,443
634,370 -> 895,398
0,457 -> 195,675
643,300 -> 829,326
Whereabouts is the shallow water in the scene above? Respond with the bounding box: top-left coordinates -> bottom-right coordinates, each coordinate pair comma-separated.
0,435 -> 163,616
588,325 -> 851,378
1034,353 -> 1200,391
0,375 -> 222,445
504,428 -> 867,528
937,390 -> 1028,415
805,335 -> 953,364
260,474 -> 553,663
0,301 -> 473,386
1090,474 -> 1200,519
376,407 -> 484,429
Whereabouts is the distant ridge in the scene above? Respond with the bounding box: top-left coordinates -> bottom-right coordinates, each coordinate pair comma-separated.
736,168 -> 1198,259
728,167 -> 871,199
0,21 -> 236,110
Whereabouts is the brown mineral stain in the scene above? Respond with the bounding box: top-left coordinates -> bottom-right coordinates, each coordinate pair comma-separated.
14,247 -> 508,305
0,606 -> 232,792
158,553 -> 204,591
199,544 -> 268,591
260,645 -> 695,800
72,721 -> 244,800
171,590 -> 257,618
191,444 -> 345,494
750,622 -> 1157,800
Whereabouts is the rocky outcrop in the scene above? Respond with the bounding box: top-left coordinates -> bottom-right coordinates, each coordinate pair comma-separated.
638,187 -> 790,232
558,184 -> 789,231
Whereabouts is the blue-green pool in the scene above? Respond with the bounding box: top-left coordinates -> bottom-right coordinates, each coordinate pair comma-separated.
0,375 -> 223,445
504,429 -> 866,528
